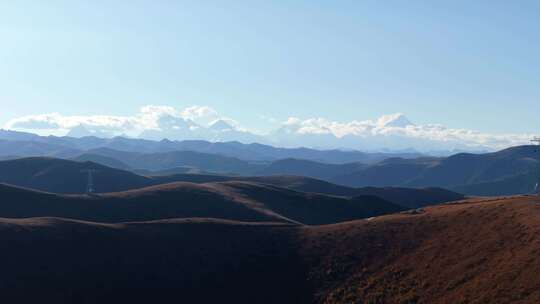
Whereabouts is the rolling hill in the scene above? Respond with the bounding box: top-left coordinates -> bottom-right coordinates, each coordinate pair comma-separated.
0,182 -> 402,225
155,174 -> 464,208
0,195 -> 538,303
0,158 -> 464,209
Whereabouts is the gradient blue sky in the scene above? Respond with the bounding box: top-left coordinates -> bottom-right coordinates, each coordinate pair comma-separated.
1,1 -> 539,134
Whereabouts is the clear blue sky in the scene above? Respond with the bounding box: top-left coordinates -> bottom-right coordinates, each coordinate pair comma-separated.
1,1 -> 539,134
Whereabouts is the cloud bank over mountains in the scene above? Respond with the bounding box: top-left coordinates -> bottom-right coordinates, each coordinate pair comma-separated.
5,105 -> 534,152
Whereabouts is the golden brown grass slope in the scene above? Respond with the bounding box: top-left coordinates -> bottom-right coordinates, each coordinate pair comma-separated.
0,195 -> 538,303
300,195 -> 540,303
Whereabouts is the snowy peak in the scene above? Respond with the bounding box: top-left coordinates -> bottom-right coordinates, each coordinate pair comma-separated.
377,113 -> 414,128
209,119 -> 235,132
157,115 -> 196,130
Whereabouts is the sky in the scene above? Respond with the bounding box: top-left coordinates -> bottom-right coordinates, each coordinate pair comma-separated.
1,1 -> 539,145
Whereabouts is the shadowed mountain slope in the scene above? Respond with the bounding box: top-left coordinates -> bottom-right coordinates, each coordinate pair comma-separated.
452,169 -> 539,196
0,196 -> 538,303
0,157 -> 150,194
0,217 -> 306,304
332,145 -> 540,195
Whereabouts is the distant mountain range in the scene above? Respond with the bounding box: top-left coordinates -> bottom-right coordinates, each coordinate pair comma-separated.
0,129 -> 538,196
0,129 -> 423,163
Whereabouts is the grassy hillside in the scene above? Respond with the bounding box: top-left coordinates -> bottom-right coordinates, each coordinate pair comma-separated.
0,196 -> 538,303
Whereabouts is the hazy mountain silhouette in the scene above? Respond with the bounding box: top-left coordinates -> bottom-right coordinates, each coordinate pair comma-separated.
0,139 -> 81,158
84,147 -> 264,173
0,129 -> 423,163
452,169 -> 540,196
257,158 -> 366,180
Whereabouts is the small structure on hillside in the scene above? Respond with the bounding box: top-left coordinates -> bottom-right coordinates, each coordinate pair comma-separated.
81,169 -> 98,194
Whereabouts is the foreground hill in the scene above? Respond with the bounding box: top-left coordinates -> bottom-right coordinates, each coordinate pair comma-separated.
0,196 -> 538,303
299,195 -> 540,303
0,182 -> 401,225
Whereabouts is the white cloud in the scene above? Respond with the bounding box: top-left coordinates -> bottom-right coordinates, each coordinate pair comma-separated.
180,105 -> 220,126
3,106 -> 535,151
6,112 -> 139,136
276,114 -> 533,150
6,113 -> 64,130
138,105 -> 179,130
4,105 -> 246,138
